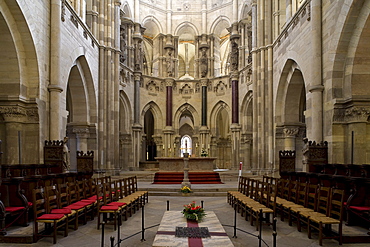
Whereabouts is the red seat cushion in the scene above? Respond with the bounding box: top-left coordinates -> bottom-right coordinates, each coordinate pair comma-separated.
5,206 -> 25,212
109,202 -> 126,207
64,204 -> 85,210
349,206 -> 370,211
88,195 -> 103,201
37,213 -> 65,220
51,208 -> 72,214
100,205 -> 119,211
71,202 -> 90,206
80,199 -> 96,204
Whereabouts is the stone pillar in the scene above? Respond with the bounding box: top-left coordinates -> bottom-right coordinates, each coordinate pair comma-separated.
201,79 -> 208,126
309,0 -> 323,142
50,0 -> 63,140
251,3 -> 258,173
199,126 -> 209,156
134,0 -> 140,22
231,124 -> 241,170
48,85 -> 63,140
166,0 -> 172,34
163,127 -> 174,157
286,0 -> 292,22
201,1 -> 207,34
1,111 -> 25,164
165,79 -> 174,126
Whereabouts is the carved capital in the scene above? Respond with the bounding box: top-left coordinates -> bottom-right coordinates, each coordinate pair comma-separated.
0,106 -> 39,122
283,127 -> 299,137
345,107 -> 370,122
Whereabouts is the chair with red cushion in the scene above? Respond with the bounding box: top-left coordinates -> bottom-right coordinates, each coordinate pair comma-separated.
45,185 -> 79,231
32,188 -> 68,244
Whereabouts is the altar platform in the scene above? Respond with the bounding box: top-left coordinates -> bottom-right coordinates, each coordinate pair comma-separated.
155,157 -> 216,171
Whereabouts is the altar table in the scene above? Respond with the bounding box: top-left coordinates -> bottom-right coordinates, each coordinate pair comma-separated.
152,211 -> 234,247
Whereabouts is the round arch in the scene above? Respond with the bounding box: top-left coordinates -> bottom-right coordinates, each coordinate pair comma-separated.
142,15 -> 163,37
174,21 -> 199,38
0,1 -> 39,99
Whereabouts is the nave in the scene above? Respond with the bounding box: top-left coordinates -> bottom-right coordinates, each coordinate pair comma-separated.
0,172 -> 369,247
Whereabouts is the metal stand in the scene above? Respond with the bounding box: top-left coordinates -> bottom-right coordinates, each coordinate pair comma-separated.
141,203 -> 145,242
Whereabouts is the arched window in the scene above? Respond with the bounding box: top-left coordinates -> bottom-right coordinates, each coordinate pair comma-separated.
180,135 -> 192,157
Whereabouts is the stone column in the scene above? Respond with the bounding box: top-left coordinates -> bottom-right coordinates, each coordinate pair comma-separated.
166,0 -> 172,34
0,109 -> 25,164
251,3 -> 258,173
48,85 -> 63,140
201,1 -> 207,34
50,0 -> 63,140
231,124 -> 241,170
134,0 -> 140,22
132,23 -> 143,168
309,0 -> 323,143
201,79 -> 208,126
165,79 -> 174,126
286,0 -> 292,22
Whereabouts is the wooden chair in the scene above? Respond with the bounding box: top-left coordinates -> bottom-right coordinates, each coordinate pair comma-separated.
97,183 -> 126,230
297,186 -> 331,233
32,188 -> 68,244
45,185 -> 79,232
63,182 -> 88,225
307,188 -> 345,245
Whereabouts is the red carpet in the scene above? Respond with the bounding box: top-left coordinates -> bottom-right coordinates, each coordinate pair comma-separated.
152,172 -> 223,184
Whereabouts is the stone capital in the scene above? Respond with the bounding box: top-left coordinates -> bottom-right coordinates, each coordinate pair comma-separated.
308,84 -> 324,93
48,84 -> 63,93
165,78 -> 175,87
283,127 -> 299,137
0,105 -> 39,122
200,79 -> 208,87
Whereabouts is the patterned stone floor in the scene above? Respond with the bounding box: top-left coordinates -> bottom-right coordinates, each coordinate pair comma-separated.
1,195 -> 369,247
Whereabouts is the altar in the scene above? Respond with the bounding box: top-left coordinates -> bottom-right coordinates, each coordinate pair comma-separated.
152,211 -> 234,247
155,157 -> 217,171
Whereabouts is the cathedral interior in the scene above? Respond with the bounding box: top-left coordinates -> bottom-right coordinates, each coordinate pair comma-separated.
0,0 -> 369,175
1,0 -> 370,246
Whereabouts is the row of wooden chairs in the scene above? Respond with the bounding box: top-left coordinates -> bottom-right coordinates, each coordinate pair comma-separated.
32,176 -> 148,244
251,177 -> 344,245
228,177 -> 274,230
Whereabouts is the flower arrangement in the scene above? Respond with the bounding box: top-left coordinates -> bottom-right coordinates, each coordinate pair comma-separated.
180,186 -> 192,194
181,201 -> 206,222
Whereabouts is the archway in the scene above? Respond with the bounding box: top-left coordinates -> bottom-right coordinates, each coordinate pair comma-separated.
65,57 -> 96,170
276,60 -> 306,171
0,2 -> 40,164
144,110 -> 156,161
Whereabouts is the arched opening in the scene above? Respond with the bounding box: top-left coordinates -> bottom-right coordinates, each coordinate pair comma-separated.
276,60 -> 306,171
144,110 -> 156,161
180,135 -> 192,157
216,107 -> 231,169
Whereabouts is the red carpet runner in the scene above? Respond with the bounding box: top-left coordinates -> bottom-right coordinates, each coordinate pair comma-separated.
152,172 -> 223,184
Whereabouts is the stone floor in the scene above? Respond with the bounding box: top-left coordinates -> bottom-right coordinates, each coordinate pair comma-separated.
1,172 -> 369,247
